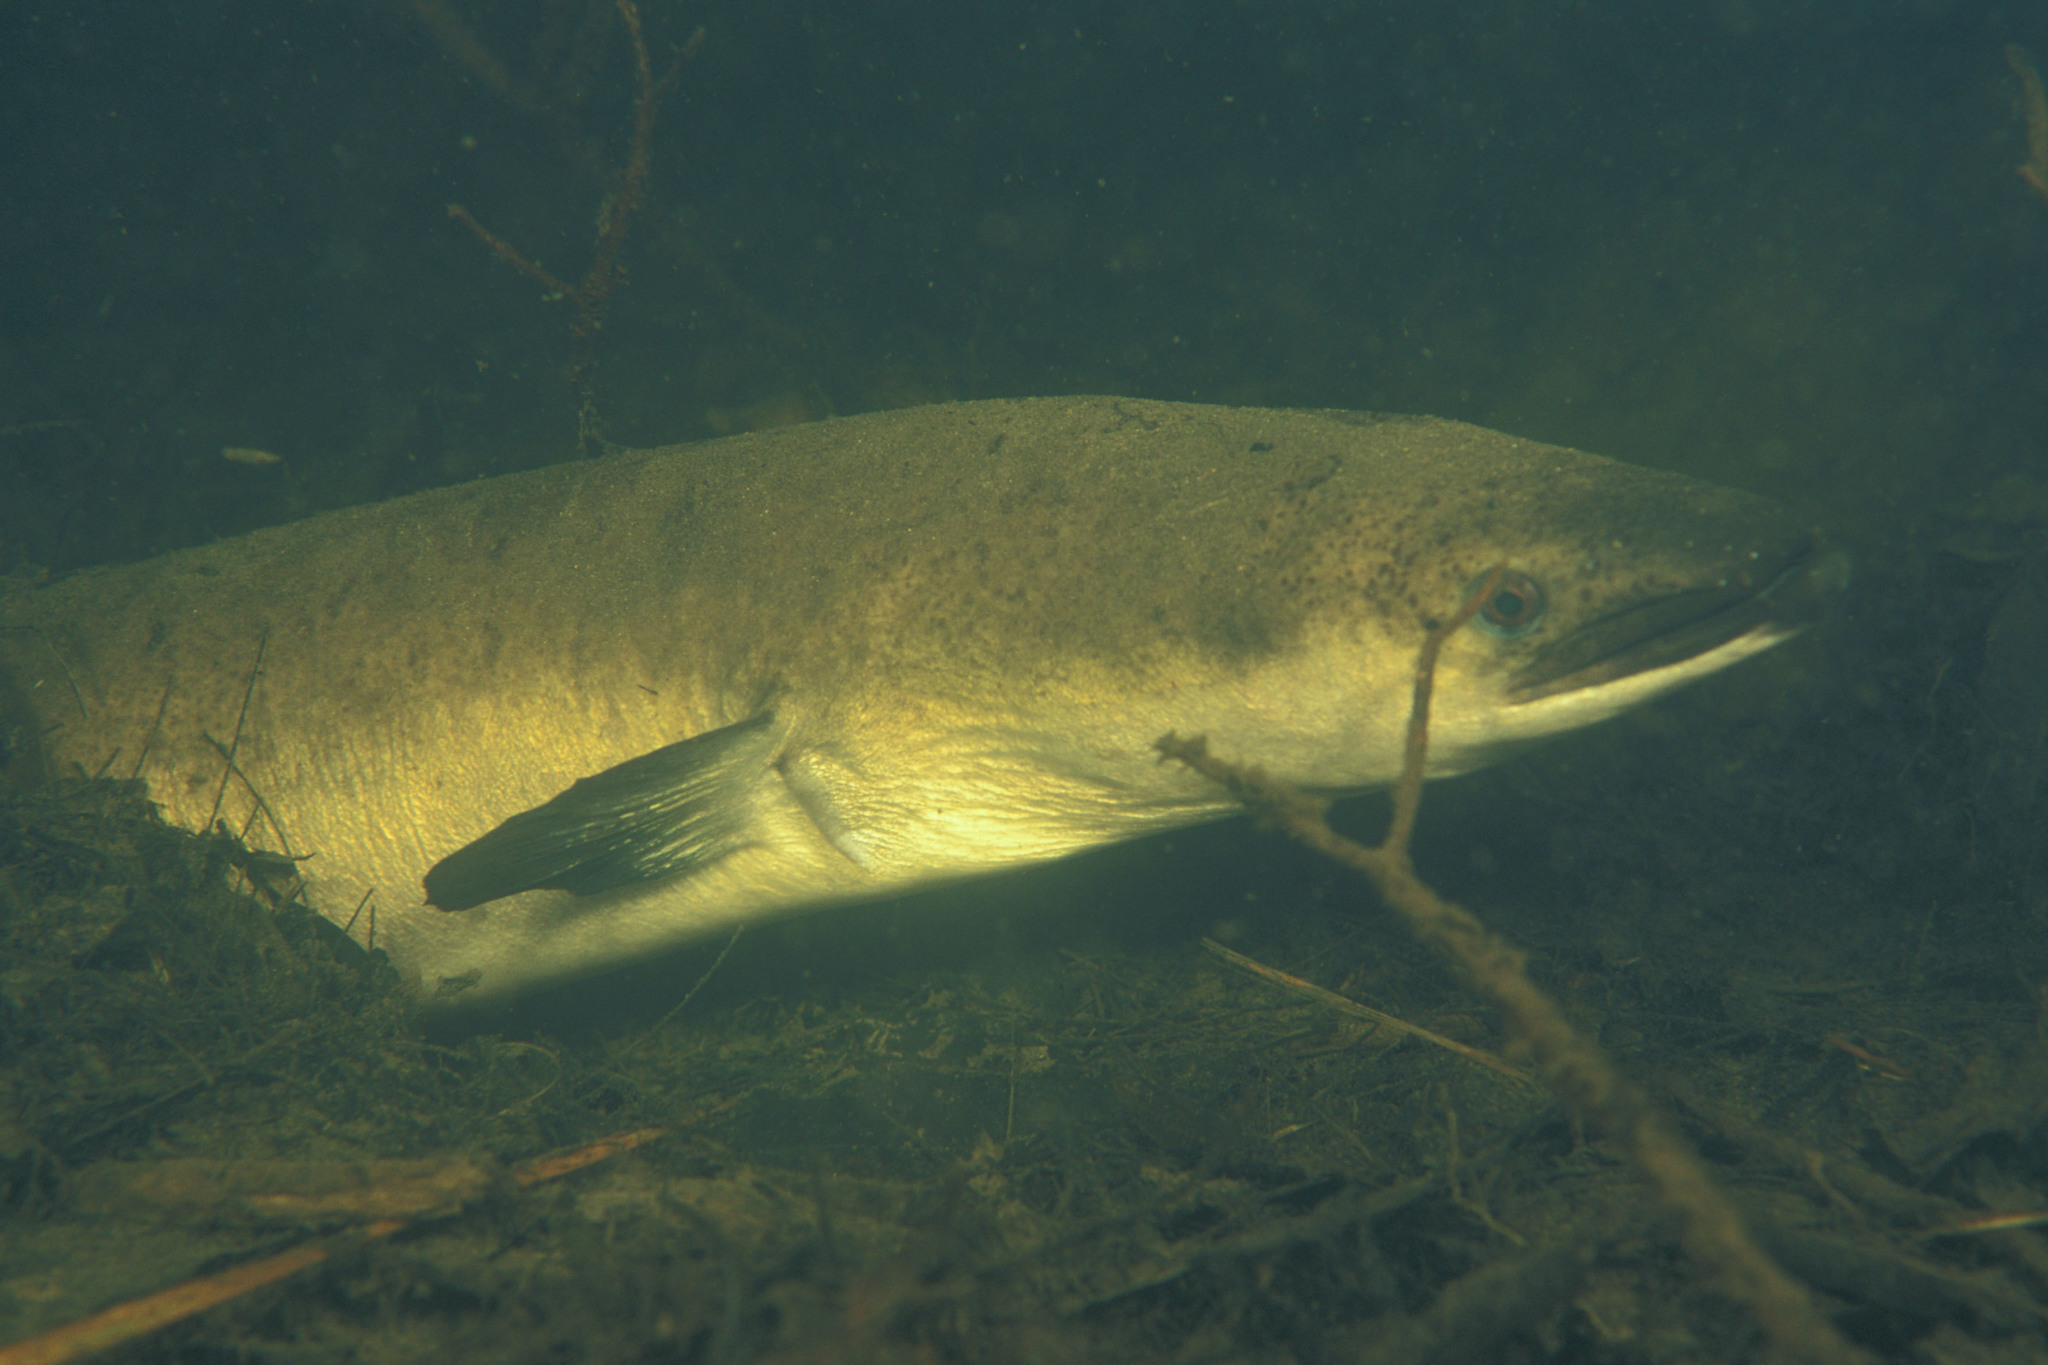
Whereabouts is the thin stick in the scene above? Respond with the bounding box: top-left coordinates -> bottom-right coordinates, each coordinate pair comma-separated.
341,888 -> 375,939
0,1129 -> 668,1365
1201,937 -> 1533,1085
0,419 -> 87,439
205,633 -> 267,831
511,1126 -> 667,1186
201,733 -> 297,864
1386,565 -> 1502,855
618,924 -> 744,1058
0,1228 -> 400,1365
446,1 -> 701,458
12,624 -> 89,721
444,204 -> 574,297
1156,568 -> 1864,1365
406,0 -> 545,114
2010,45 -> 2048,205
128,679 -> 172,781
1912,1208 -> 2048,1241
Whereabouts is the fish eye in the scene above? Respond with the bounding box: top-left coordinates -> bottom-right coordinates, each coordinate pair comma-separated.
1471,569 -> 1546,639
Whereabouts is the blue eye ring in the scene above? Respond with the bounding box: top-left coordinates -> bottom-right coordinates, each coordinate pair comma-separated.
1469,569 -> 1546,638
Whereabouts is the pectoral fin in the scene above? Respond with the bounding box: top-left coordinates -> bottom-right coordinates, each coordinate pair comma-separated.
424,712 -> 778,911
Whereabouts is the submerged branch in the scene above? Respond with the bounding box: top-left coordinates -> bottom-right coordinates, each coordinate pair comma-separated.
446,0 -> 702,457
1157,567 -> 1865,1364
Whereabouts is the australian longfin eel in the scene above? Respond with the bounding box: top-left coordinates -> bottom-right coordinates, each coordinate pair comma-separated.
0,397 -> 1846,1005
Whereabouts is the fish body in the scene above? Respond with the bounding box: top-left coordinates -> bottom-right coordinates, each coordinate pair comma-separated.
0,398 -> 1840,1003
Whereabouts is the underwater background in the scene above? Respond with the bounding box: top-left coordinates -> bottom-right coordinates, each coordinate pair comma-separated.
5,2 -> 2048,1361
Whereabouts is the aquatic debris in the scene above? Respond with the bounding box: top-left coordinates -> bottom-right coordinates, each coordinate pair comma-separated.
445,1 -> 700,457
1158,567 -> 1865,1364
218,447 -> 283,468
2009,44 -> 2048,206
1200,936 -> 1532,1086
0,1129 -> 667,1365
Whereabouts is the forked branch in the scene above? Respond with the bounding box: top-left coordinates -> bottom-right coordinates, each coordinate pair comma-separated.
1157,566 -> 1863,1364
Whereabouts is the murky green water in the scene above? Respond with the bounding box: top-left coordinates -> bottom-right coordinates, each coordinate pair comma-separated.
4,3 -> 2047,1360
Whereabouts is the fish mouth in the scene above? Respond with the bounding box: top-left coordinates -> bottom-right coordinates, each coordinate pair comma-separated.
1506,537 -> 1849,704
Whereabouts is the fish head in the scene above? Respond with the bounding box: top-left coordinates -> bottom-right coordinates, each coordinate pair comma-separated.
1205,417 -> 1848,788
1368,437 -> 1845,777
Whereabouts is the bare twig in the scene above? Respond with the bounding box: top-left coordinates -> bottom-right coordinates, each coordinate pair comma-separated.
1201,937 -> 1533,1085
204,633 -> 267,832
0,1129 -> 668,1365
616,923 -> 744,1058
447,1 -> 703,457
1157,568 -> 1865,1364
2010,45 -> 2048,206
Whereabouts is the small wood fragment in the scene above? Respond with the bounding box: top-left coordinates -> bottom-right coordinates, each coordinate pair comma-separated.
0,1128 -> 668,1365
219,447 -> 283,467
1201,938 -> 1534,1085
2008,45 -> 2048,205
